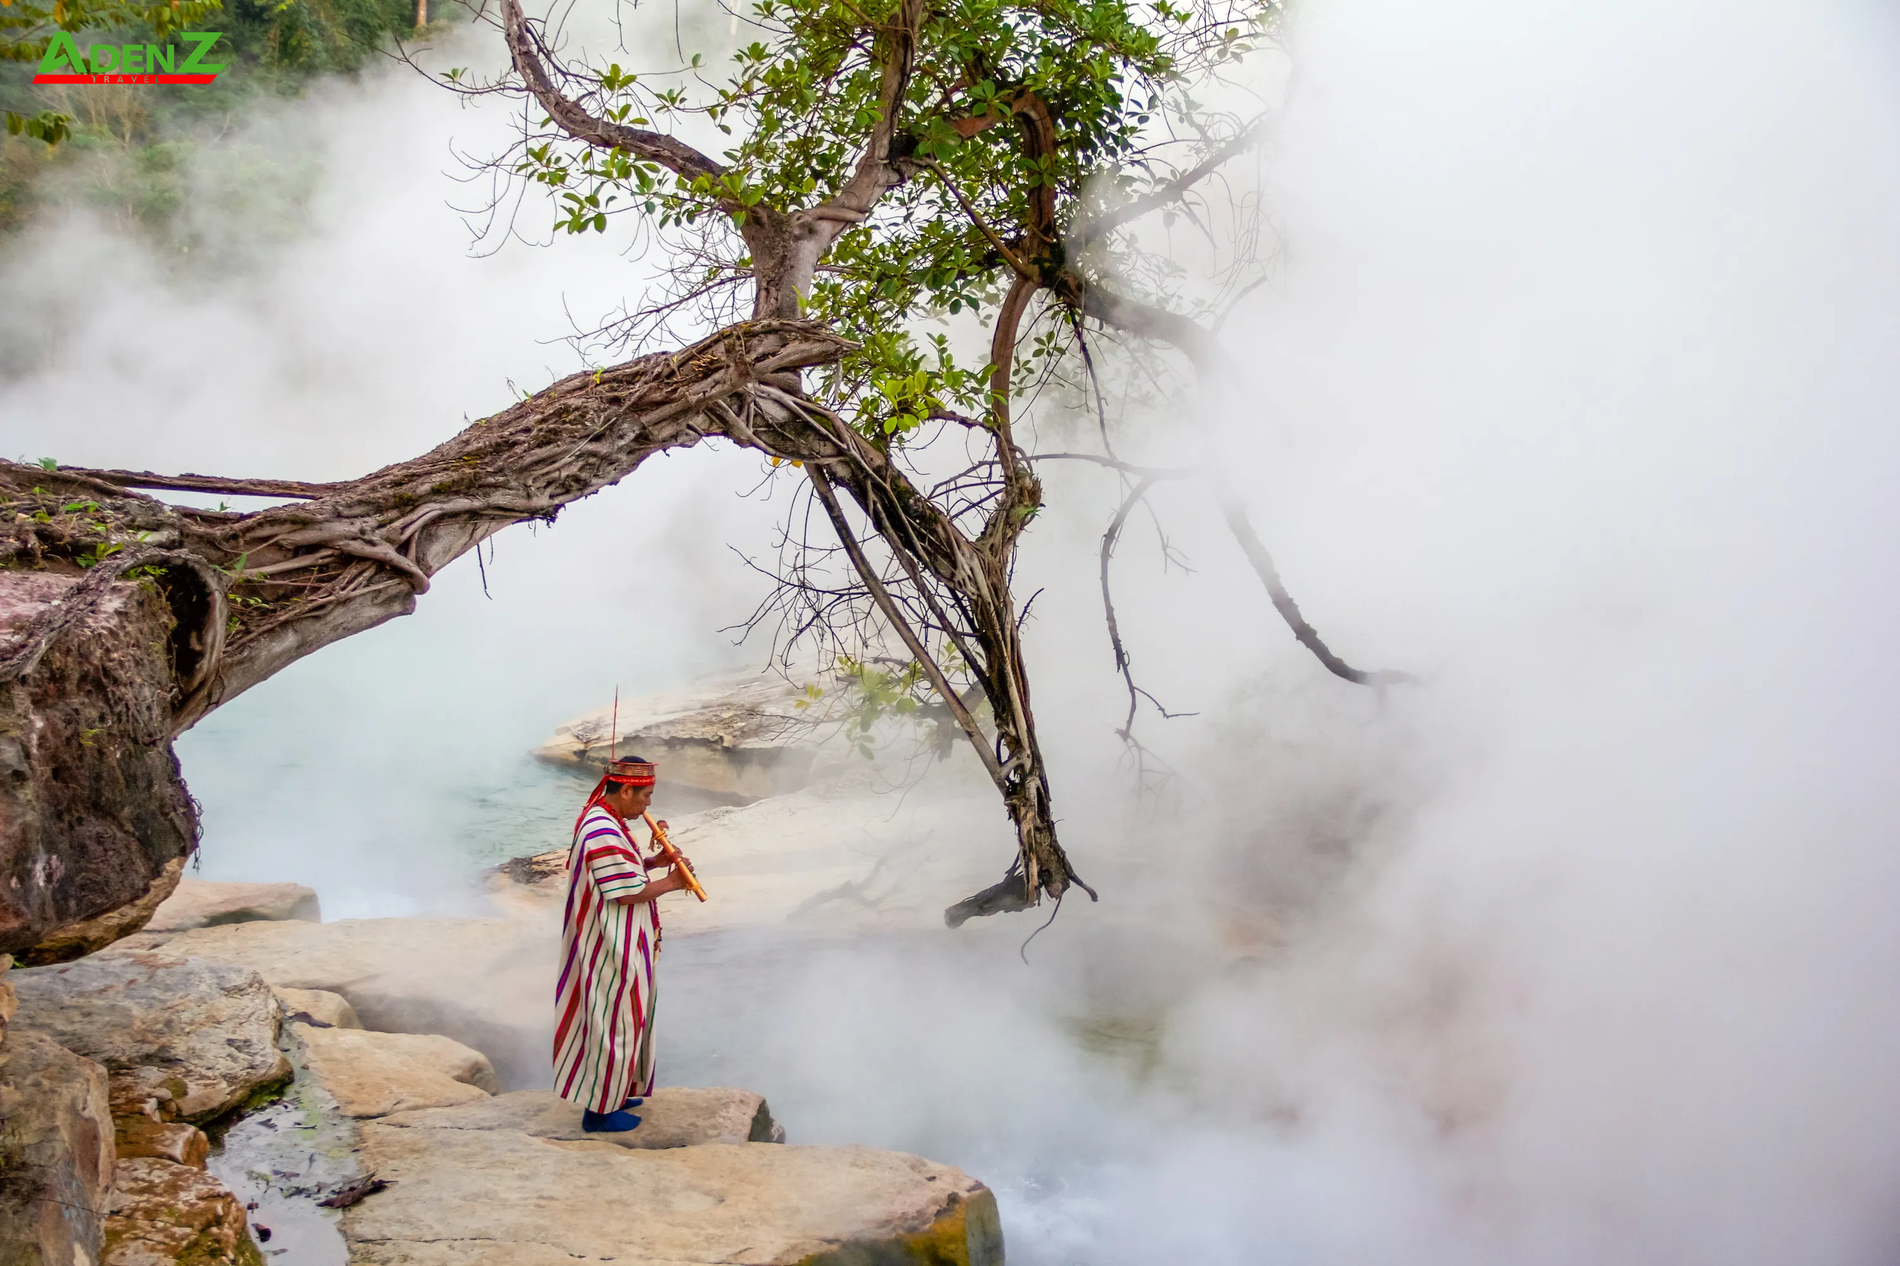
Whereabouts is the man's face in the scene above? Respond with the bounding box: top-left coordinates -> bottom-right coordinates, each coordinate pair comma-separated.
608,783 -> 654,817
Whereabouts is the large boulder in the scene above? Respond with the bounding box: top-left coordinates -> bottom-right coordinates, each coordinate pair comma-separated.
295,1025 -> 497,1119
0,1030 -> 114,1266
346,1126 -> 1002,1266
532,673 -> 821,803
0,565 -> 209,957
115,918 -> 554,1090
14,856 -> 185,967
379,1086 -> 784,1150
146,880 -> 321,933
9,951 -> 291,1122
103,1157 -> 263,1266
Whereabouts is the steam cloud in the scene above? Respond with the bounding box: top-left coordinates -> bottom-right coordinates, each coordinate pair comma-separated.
5,0 -> 1900,1261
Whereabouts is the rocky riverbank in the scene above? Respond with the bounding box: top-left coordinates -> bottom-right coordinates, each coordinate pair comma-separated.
0,875 -> 1005,1265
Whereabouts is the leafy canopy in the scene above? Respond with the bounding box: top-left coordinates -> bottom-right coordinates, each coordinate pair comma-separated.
500,0 -> 1274,441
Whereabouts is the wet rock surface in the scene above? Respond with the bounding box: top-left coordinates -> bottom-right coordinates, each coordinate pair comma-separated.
378,1086 -> 785,1149
345,1128 -> 1002,1266
10,951 -> 291,1122
294,1025 -> 497,1119
0,1029 -> 114,1266
148,880 -> 321,933
205,1025 -> 362,1266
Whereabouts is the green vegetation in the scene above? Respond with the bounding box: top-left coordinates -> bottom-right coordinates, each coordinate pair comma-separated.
0,0 -> 426,240
502,0 -> 1273,445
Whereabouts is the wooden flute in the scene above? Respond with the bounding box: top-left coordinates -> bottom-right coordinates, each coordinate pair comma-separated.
642,811 -> 708,902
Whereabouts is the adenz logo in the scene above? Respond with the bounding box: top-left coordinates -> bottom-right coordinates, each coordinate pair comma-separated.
32,31 -> 225,85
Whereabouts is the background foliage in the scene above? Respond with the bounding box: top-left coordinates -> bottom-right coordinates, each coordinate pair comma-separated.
0,0 -> 425,238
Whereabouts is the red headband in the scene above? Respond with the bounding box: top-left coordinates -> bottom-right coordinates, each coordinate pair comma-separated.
600,760 -> 655,788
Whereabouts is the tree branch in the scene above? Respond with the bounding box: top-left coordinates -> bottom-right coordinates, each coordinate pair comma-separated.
500,0 -> 732,191
49,470 -> 334,501
1027,452 -> 1200,480
805,464 -> 1006,785
1215,484 -> 1414,687
1070,112 -> 1273,249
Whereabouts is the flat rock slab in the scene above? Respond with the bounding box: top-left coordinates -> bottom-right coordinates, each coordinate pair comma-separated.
295,1025 -> 498,1119
347,1127 -> 1002,1266
11,951 -> 290,1122
380,1087 -> 784,1149
116,918 -> 554,1090
148,879 -> 321,933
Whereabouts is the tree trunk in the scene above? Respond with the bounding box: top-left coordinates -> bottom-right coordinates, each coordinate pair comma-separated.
0,317 -> 1080,950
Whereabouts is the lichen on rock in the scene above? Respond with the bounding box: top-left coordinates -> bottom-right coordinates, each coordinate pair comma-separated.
104,1157 -> 265,1266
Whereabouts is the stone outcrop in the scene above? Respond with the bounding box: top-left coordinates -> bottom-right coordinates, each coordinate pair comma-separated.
104,1157 -> 263,1266
10,951 -> 292,1122
116,917 -> 553,1090
0,1029 -> 114,1266
295,1025 -> 498,1118
147,880 -> 321,933
378,1086 -> 785,1150
108,1066 -> 213,1168
15,856 -> 186,967
532,673 -> 822,803
0,566 -> 207,958
15,866 -> 319,968
346,1126 -> 1002,1266
273,986 -> 361,1029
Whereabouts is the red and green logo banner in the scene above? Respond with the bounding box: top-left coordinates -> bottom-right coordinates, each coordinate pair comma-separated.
32,31 -> 226,84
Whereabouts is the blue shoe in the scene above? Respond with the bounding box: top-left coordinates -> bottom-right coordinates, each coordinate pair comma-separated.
581,1108 -> 642,1132
622,1097 -> 645,1110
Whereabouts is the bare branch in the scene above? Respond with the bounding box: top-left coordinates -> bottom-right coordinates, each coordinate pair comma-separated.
1071,112 -> 1273,249
804,464 -> 1006,785
1027,452 -> 1200,480
1216,487 -> 1415,688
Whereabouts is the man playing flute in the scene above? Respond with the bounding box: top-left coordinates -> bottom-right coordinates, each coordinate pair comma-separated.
552,755 -> 694,1132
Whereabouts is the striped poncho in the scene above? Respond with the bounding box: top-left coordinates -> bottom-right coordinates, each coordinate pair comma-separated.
552,804 -> 659,1113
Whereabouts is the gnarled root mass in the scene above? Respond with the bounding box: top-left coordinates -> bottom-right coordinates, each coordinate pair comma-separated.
0,319 -> 1079,952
